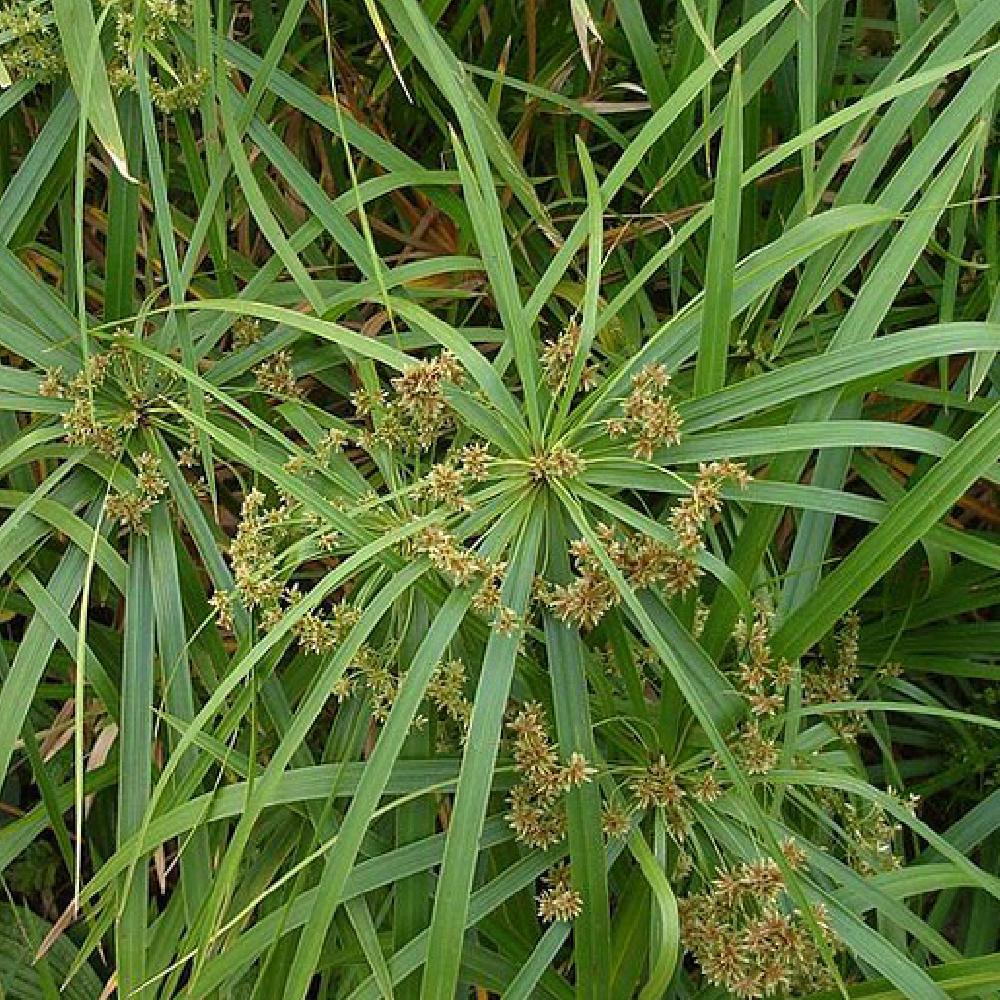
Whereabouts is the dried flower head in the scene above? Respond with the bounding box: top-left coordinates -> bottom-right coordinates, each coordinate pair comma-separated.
0,3 -> 63,82
458,442 -> 491,481
255,351 -> 300,398
679,856 -> 838,998
505,703 -> 595,848
600,803 -> 632,838
613,363 -> 682,460
528,444 -> 585,483
384,351 -> 464,449
631,756 -> 685,810
105,452 -> 168,533
669,461 -> 750,552
537,884 -> 584,922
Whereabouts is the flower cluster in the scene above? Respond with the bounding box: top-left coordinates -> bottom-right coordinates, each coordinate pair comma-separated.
540,321 -> 600,393
45,354 -> 121,457
732,600 -> 791,717
412,525 -> 508,620
600,802 -> 632,838
105,452 -> 168,533
608,363 -> 682,460
0,2 -> 62,82
679,850 -> 838,999
818,787 -> 918,876
629,755 -> 692,839
630,756 -> 684,810
803,611 -> 864,740
356,351 -> 464,451
426,658 -> 473,733
627,755 -> 725,840
413,525 -> 486,585
331,651 -> 473,739
149,68 -> 210,113
669,460 -> 751,551
226,489 -> 288,618
255,350 -> 300,399
505,702 -> 595,849
230,317 -> 263,349
722,600 -> 783,776
349,646 -> 401,724
527,444 -> 585,483
547,525 -> 700,630
324,646 -> 470,740
739,722 -> 780,775
293,602 -> 361,656
536,863 -> 584,923
414,442 -> 492,510
106,0 -> 207,113
45,343 -> 175,459
420,461 -> 467,509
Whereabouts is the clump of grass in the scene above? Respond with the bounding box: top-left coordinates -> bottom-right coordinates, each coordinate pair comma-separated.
0,0 -> 999,998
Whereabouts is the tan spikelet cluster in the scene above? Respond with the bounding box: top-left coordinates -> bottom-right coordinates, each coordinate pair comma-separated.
536,864 -> 584,923
547,526 -> 701,630
505,703 -> 595,849
54,353 -> 121,457
426,659 -> 472,731
106,0 -> 206,113
105,453 -> 168,533
629,756 -> 692,838
357,351 -> 464,451
215,493 -> 349,647
351,647 -> 404,723
226,489 -> 288,615
329,651 -> 473,736
413,525 -> 489,586
458,442 -> 491,481
609,364 -> 682,460
679,850 -> 837,999
803,612 -> 864,740
293,603 -> 361,655
420,461 -> 468,509
415,443 -> 492,510
0,3 -> 63,82
317,427 -> 349,460
541,321 -> 581,390
527,444 -> 585,483
600,803 -> 632,838
732,600 -> 790,717
540,320 -> 600,393
255,351 -> 300,399
818,786 -> 917,876
149,68 -> 209,113
669,461 -> 751,551
230,317 -> 262,349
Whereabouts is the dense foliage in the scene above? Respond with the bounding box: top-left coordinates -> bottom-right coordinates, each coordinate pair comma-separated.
0,0 -> 999,997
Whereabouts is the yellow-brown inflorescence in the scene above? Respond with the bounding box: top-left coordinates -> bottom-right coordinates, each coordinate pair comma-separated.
0,2 -> 63,82
609,363 -> 682,460
105,452 -> 168,533
505,702 -> 595,851
803,611 -> 865,740
359,351 -> 464,451
546,462 -> 748,631
528,443 -> 585,484
536,864 -> 584,923
669,460 -> 751,551
106,0 -> 208,112
255,350 -> 300,399
540,320 -> 601,394
679,850 -> 839,999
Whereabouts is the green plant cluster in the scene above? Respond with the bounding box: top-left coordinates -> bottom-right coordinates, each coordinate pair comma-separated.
0,0 -> 998,998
